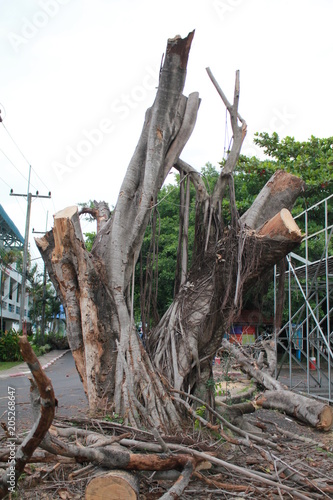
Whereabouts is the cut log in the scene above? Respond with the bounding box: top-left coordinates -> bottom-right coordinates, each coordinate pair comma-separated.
86,470 -> 139,500
221,402 -> 256,418
256,390 -> 333,431
258,208 -> 303,241
222,339 -> 333,431
241,170 -> 306,230
256,340 -> 276,375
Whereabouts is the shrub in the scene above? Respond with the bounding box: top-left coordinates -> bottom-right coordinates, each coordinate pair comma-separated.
0,330 -> 23,362
47,333 -> 69,350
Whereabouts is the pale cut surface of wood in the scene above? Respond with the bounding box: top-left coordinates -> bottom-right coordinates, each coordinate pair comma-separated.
258,208 -> 302,240
86,470 -> 139,500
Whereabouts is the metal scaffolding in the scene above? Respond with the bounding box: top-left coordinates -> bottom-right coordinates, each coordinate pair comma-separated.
274,194 -> 333,403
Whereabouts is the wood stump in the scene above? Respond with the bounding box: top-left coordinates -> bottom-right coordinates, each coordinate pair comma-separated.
86,470 -> 139,500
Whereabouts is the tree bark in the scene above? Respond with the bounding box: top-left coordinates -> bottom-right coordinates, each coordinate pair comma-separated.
36,32 -> 199,430
256,391 -> 333,431
241,170 -> 306,230
223,339 -> 333,431
36,32 -> 307,432
148,201 -> 304,404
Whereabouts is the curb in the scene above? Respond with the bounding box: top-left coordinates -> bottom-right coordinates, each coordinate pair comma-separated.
9,350 -> 70,378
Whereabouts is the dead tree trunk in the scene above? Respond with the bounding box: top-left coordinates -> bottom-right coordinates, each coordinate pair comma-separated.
36,32 -> 306,431
37,32 -> 199,430
256,391 -> 333,431
222,339 -> 333,430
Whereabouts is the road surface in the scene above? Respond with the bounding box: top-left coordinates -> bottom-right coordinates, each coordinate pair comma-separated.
0,351 -> 89,434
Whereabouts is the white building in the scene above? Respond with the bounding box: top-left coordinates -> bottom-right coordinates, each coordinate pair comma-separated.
0,263 -> 30,330
0,204 -> 30,331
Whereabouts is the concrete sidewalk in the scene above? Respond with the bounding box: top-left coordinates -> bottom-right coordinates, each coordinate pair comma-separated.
0,349 -> 70,379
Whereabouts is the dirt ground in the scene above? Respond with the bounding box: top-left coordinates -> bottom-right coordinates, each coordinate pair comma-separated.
4,362 -> 333,499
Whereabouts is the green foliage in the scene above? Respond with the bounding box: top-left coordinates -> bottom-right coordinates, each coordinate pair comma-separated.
0,248 -> 20,269
194,404 -> 206,429
254,133 -> 333,192
27,264 -> 62,336
47,331 -> 69,350
82,134 -> 332,328
135,174 -> 198,322
230,133 -> 333,221
84,232 -> 96,252
0,329 -> 23,361
104,412 -> 124,424
31,343 -> 52,356
195,405 -> 206,417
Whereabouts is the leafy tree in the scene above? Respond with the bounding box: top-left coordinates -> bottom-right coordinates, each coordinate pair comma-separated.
84,232 -> 97,252
138,134 -> 332,324
233,133 -> 333,320
26,263 -> 61,340
230,133 -> 333,217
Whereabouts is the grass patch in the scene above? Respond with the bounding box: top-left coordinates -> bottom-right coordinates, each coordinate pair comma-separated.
0,361 -> 22,371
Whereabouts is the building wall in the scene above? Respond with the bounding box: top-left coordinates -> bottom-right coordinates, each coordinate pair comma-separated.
0,264 -> 29,331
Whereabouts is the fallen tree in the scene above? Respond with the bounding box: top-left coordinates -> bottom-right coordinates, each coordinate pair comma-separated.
35,32 -> 309,433
3,343 -> 333,499
222,338 -> 333,431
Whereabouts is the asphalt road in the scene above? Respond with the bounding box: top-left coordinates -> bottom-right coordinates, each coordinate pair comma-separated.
0,352 -> 89,434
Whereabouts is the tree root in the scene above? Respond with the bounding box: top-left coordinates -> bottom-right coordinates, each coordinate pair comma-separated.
2,346 -> 332,500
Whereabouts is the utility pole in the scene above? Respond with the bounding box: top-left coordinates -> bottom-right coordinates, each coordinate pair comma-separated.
32,211 -> 48,341
10,166 -> 51,330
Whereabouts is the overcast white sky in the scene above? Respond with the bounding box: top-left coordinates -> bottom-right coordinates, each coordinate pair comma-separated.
0,0 -> 332,273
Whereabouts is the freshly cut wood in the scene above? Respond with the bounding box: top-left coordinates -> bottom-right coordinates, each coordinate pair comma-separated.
256,390 -> 333,431
258,208 -> 302,241
86,470 -> 139,500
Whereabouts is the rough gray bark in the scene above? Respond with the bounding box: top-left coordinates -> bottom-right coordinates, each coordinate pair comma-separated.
257,391 -> 333,431
36,32 -> 306,431
37,32 -> 199,430
223,338 -> 333,430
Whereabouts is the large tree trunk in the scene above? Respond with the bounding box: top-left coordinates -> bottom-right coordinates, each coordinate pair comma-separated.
36,32 -> 306,431
37,32 -> 199,430
147,203 -> 304,405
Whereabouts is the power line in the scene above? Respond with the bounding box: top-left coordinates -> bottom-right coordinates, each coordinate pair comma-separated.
0,145 -> 37,190
2,122 -> 31,166
1,121 -> 51,193
31,166 -> 51,192
0,174 -> 11,189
